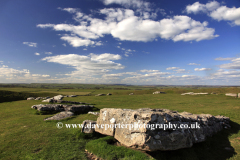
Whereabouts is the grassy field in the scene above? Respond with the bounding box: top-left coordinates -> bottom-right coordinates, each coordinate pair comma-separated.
0,85 -> 240,160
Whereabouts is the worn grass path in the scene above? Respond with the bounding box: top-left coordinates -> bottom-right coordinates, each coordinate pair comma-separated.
0,92 -> 240,159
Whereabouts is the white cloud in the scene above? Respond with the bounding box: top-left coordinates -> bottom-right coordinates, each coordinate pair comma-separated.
0,65 -> 51,82
42,53 -> 124,77
215,57 -> 235,61
45,52 -> 52,55
188,63 -> 200,65
62,43 -> 67,47
175,69 -> 186,73
210,6 -> 240,26
37,8 -> 218,47
23,42 -> 37,47
186,1 -> 240,26
166,67 -> 179,70
102,0 -> 151,11
219,58 -> 240,69
83,48 -> 87,50
60,7 -> 78,13
140,69 -> 159,72
194,68 -> 212,71
60,36 -> 96,47
35,52 -> 40,56
185,1 -> 220,14
89,53 -> 121,61
112,15 -> 218,42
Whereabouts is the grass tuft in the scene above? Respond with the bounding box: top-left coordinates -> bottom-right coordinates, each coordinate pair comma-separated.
85,136 -> 154,160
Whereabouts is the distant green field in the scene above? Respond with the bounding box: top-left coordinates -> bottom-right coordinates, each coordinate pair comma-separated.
0,85 -> 240,159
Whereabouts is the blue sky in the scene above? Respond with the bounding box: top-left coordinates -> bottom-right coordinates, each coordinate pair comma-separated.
0,0 -> 240,85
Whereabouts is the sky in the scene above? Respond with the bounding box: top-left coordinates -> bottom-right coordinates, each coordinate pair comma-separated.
0,0 -> 240,85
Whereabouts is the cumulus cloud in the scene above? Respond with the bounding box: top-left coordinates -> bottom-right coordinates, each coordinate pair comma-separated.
166,67 -> 179,70
188,63 -> 200,65
210,6 -> 240,26
42,53 -> 124,77
35,53 -> 40,56
185,1 -> 220,14
62,43 -> 67,47
45,52 -> 52,55
140,69 -> 159,72
186,1 -> 240,26
194,68 -> 212,71
23,42 -> 37,47
89,53 -> 121,61
102,0 -> 151,10
37,6 -> 218,47
111,15 -> 218,42
219,58 -> 240,69
0,65 -> 51,82
60,36 -> 96,47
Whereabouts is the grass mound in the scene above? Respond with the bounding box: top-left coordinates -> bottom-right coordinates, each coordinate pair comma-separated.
85,136 -> 154,160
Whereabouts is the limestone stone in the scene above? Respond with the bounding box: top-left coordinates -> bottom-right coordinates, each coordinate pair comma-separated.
181,92 -> 208,95
88,111 -> 100,116
27,97 -> 35,100
53,95 -> 64,100
95,108 -> 230,151
153,91 -> 166,94
225,93 -> 238,97
44,111 -> 74,121
42,98 -> 54,103
81,120 -> 96,133
31,104 -> 94,114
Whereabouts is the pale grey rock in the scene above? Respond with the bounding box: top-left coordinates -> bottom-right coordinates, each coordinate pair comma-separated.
225,93 -> 237,97
44,111 -> 74,121
95,108 -> 230,151
53,95 -> 64,100
181,92 -> 208,95
31,104 -> 94,113
153,91 -> 166,94
42,98 -> 54,103
88,111 -> 100,116
27,97 -> 35,100
81,120 -> 96,133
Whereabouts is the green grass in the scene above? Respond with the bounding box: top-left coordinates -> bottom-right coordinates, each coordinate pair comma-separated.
85,136 -> 153,160
0,86 -> 240,160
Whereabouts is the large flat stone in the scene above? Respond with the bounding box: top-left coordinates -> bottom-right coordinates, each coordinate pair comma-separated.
95,108 -> 230,151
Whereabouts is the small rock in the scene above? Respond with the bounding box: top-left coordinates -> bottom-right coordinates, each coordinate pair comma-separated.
225,93 -> 237,97
81,120 -> 96,133
27,97 -> 35,100
44,111 -> 74,121
88,112 -> 100,116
